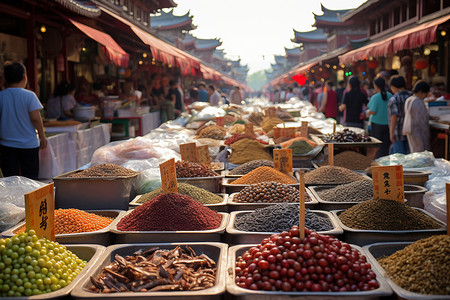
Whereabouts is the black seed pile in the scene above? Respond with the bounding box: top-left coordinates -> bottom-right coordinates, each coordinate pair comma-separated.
338,199 -> 442,230
234,203 -> 334,232
322,129 -> 370,143
304,166 -> 365,185
229,160 -> 274,175
318,180 -> 373,202
234,181 -> 311,203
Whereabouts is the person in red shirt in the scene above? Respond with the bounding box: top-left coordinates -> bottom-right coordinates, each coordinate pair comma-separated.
319,81 -> 338,119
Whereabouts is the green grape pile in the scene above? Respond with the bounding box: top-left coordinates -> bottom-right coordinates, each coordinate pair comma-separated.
0,230 -> 87,297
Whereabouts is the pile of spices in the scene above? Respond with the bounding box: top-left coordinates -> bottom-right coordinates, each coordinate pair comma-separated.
322,129 -> 370,143
231,166 -> 297,185
0,230 -> 87,297
229,160 -> 274,175
68,163 -> 138,177
137,182 -> 223,204
260,117 -> 284,133
289,140 -> 314,155
228,139 -> 272,165
225,133 -> 256,146
280,137 -> 317,149
318,180 -> 373,202
234,181 -> 305,203
378,235 -> 450,295
333,151 -> 374,170
117,193 -> 222,231
197,125 -> 227,140
89,245 -> 216,293
17,209 -> 113,234
304,166 -> 365,185
338,199 -> 442,230
235,204 -> 333,232
235,227 -> 379,292
176,160 -> 218,178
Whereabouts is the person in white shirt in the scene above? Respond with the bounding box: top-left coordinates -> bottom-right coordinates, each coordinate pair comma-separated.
208,84 -> 221,106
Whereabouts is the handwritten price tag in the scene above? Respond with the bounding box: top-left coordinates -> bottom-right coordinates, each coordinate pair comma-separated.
180,142 -> 198,162
197,145 -> 210,164
245,123 -> 254,137
216,117 -> 224,127
300,121 -> 309,138
25,183 -> 55,241
273,149 -> 293,174
160,158 -> 178,194
372,165 -> 404,202
273,127 -> 281,140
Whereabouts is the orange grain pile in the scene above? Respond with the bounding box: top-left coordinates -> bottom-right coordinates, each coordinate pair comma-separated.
231,166 -> 298,185
16,209 -> 113,234
280,137 -> 317,149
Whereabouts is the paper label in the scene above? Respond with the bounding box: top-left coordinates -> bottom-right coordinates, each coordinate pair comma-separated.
180,142 -> 198,162
197,145 -> 210,164
245,123 -> 254,137
372,165 -> 404,202
273,127 -> 281,140
216,116 -> 224,127
25,183 -> 55,241
273,149 -> 293,174
300,121 -> 308,138
280,127 -> 296,139
160,158 -> 178,194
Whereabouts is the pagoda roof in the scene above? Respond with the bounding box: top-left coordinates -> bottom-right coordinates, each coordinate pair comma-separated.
274,55 -> 286,64
182,32 -> 196,46
341,0 -> 380,22
291,28 -> 327,43
151,9 -> 196,31
212,49 -> 226,60
285,47 -> 301,57
313,4 -> 352,26
54,0 -> 101,17
142,0 -> 178,13
194,38 -> 222,50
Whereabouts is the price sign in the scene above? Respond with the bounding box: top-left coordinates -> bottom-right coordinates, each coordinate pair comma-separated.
372,165 -> 404,202
245,123 -> 254,137
216,116 -> 224,127
300,121 -> 309,138
273,127 -> 281,140
446,183 -> 450,235
273,149 -> 293,174
25,183 -> 55,241
279,127 -> 296,139
328,143 -> 334,166
268,107 -> 276,118
160,158 -> 178,194
180,142 -> 199,162
299,171 -> 306,239
197,145 -> 211,165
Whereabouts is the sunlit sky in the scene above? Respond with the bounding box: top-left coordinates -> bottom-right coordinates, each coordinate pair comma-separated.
169,0 -> 367,74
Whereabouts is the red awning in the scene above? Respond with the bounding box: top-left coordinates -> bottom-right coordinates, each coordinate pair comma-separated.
340,15 -> 450,65
69,19 -> 129,67
100,8 -> 200,73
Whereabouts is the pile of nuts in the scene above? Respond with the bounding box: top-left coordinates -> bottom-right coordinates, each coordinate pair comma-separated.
175,161 -> 218,178
322,129 -> 370,143
234,181 -> 305,203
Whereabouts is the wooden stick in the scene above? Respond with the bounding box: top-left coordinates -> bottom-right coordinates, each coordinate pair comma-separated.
328,143 -> 334,166
299,170 -> 306,239
447,183 -> 450,235
333,122 -> 336,133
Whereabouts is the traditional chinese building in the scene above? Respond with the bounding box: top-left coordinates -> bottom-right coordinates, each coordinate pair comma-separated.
291,28 -> 327,63
150,9 -> 196,49
285,47 -> 301,67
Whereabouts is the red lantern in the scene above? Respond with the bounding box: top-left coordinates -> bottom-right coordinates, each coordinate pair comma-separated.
292,74 -> 307,85
368,60 -> 379,69
415,58 -> 428,70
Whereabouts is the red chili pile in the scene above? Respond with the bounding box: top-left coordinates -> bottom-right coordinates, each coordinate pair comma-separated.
176,160 -> 218,178
235,227 -> 379,292
117,193 -> 222,231
225,134 -> 256,146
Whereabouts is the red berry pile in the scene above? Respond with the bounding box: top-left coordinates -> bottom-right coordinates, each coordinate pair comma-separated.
235,227 -> 379,292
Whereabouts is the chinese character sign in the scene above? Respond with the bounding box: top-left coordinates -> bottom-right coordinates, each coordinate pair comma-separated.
160,158 -> 178,194
372,165 -> 404,202
180,142 -> 199,162
273,149 -> 293,174
25,183 -> 55,241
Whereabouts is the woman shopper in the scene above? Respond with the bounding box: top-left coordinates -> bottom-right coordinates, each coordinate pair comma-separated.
367,77 -> 392,158
339,76 -> 368,129
46,81 -> 77,119
402,81 -> 432,153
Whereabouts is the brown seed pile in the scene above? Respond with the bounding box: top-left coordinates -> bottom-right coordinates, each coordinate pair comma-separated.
137,183 -> 223,204
333,151 -> 374,170
229,160 -> 274,175
318,179 -> 373,202
197,125 -> 227,140
304,166 -> 365,185
176,160 -> 218,178
227,139 -> 272,165
338,199 -> 442,230
378,235 -> 450,295
68,163 -> 138,178
234,181 -> 310,203
231,166 -> 297,185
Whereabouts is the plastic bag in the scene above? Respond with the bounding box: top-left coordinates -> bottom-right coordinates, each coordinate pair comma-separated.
136,168 -> 161,194
0,176 -> 46,231
423,191 -> 447,223
376,151 -> 435,168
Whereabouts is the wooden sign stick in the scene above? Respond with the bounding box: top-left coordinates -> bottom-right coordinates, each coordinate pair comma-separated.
328,143 -> 334,166
299,170 -> 306,239
447,183 -> 450,235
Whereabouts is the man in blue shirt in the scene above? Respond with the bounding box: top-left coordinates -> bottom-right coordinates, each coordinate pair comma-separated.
0,62 -> 47,179
197,82 -> 209,102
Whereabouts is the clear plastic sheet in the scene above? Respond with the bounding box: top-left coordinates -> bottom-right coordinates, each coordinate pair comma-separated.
136,168 -> 162,194
376,151 -> 435,168
0,176 -> 46,231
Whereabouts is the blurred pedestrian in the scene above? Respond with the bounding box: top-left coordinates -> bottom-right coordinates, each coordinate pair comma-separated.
339,76 -> 368,129
388,76 -> 411,154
